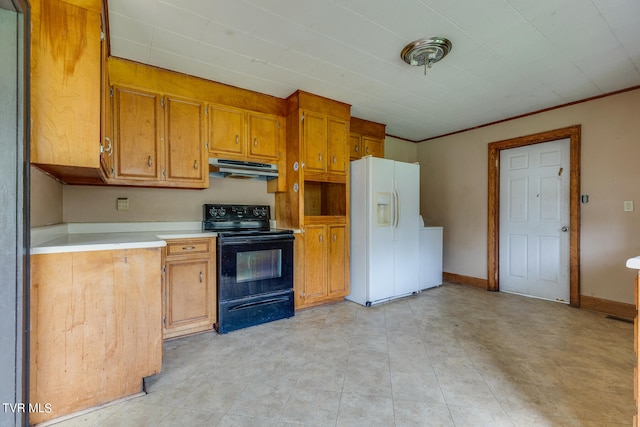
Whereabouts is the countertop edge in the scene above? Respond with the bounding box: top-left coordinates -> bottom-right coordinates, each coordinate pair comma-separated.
626,256 -> 640,269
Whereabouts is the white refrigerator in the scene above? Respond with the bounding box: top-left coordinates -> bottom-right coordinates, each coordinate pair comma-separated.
348,157 -> 420,306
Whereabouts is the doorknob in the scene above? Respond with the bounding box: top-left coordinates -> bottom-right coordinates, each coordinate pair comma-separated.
561,226 -> 569,232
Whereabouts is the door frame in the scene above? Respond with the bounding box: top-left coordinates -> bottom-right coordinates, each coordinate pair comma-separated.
488,125 -> 581,307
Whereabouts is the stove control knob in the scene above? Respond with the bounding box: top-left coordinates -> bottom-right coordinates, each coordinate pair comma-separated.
219,207 -> 226,216
261,207 -> 268,217
253,207 -> 259,217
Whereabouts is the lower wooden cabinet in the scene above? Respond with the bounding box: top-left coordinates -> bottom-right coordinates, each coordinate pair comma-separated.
163,238 -> 216,339
298,223 -> 349,309
30,248 -> 162,424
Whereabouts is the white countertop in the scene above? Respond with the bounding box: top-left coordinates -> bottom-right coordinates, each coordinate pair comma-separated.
31,222 -> 218,255
31,222 -> 299,255
627,256 -> 640,269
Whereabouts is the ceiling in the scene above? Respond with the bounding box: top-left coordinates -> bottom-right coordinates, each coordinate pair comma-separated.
106,0 -> 640,141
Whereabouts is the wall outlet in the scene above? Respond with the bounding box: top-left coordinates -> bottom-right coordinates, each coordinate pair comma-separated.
117,198 -> 129,211
624,200 -> 634,212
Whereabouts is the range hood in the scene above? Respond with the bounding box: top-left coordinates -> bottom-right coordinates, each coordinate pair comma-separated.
208,158 -> 278,180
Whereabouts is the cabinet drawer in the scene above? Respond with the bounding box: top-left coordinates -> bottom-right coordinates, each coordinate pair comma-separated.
165,239 -> 211,257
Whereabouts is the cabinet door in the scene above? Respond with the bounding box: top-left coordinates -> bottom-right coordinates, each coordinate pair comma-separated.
303,111 -> 327,173
350,133 -> 361,160
328,225 -> 348,296
328,118 -> 348,174
165,258 -> 213,332
165,96 -> 207,186
208,104 -> 245,157
247,112 -> 280,160
303,225 -> 327,302
30,0 -> 101,170
363,136 -> 384,158
100,27 -> 113,179
112,86 -> 163,181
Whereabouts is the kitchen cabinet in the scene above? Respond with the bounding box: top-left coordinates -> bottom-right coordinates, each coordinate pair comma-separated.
275,90 -> 351,309
302,111 -> 348,178
163,238 -> 216,339
300,223 -> 349,306
208,103 -> 283,162
30,247 -> 162,424
30,0 -> 105,184
110,85 -> 208,188
350,117 -> 386,160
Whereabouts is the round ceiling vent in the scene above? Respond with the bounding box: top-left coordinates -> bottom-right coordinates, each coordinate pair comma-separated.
401,37 -> 452,68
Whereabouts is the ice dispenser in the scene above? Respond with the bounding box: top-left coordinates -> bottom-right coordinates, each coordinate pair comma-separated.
375,192 -> 391,226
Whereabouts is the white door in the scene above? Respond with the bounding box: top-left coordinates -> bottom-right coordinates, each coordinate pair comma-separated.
499,139 -> 570,302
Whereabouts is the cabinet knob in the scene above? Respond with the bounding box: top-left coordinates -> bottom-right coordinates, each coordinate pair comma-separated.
318,153 -> 323,162
355,145 -> 359,152
333,155 -> 336,164
333,234 -> 337,242
235,135 -> 239,144
319,234 -> 323,243
194,160 -> 198,170
147,155 -> 152,167
253,137 -> 258,147
200,271 -> 203,283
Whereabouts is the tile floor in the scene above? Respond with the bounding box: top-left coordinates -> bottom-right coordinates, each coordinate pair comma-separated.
53,283 -> 635,426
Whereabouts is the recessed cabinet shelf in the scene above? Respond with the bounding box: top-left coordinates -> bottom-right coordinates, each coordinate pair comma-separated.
304,181 -> 346,217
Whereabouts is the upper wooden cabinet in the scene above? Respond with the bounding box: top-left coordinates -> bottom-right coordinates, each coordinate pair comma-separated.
109,86 -> 208,188
350,117 -> 385,160
30,0 -> 105,184
302,111 -> 348,178
208,103 -> 283,162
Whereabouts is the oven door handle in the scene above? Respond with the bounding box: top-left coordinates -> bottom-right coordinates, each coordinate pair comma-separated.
228,296 -> 291,311
218,235 -> 294,245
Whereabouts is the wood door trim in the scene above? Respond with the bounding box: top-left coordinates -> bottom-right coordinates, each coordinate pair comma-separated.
487,125 -> 581,307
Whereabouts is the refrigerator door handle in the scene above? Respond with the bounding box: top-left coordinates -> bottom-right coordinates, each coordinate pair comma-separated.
392,188 -> 399,228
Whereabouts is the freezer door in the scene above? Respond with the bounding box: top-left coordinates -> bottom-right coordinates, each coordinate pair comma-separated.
367,157 -> 396,303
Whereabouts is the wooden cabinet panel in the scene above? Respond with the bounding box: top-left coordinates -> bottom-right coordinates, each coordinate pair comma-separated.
248,112 -> 280,160
30,248 -> 162,424
163,238 -> 216,338
30,0 -> 104,183
100,21 -> 114,179
350,134 -> 361,160
303,225 -> 327,302
328,118 -> 348,174
363,136 -> 384,158
112,86 -> 162,181
208,104 -> 245,156
165,259 -> 211,329
328,225 -> 348,296
165,96 -> 207,185
303,112 -> 327,173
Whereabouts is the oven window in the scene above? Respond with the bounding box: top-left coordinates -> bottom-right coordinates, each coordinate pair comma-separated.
236,249 -> 282,283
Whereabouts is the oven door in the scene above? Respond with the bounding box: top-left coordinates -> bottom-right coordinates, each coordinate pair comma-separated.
217,234 -> 294,301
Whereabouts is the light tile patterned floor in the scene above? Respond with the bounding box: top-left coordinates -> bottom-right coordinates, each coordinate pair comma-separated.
53,283 -> 635,426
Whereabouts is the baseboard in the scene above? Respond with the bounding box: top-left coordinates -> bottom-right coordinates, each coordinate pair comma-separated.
443,272 -> 488,290
580,295 -> 635,320
443,273 -> 635,320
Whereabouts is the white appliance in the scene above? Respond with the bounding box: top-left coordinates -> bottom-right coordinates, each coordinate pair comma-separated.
348,157 -> 420,306
419,227 -> 443,289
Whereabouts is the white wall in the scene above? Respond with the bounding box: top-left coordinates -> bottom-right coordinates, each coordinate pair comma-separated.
417,88 -> 640,304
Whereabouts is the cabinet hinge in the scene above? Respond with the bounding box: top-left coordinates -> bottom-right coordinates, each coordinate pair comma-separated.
163,315 -> 166,326
161,97 -> 165,108
301,113 -> 305,122
110,87 -> 113,97
162,169 -> 166,179
110,167 -> 114,176
277,121 -> 281,129
205,106 -> 208,114
162,265 -> 166,274
206,141 -> 209,149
